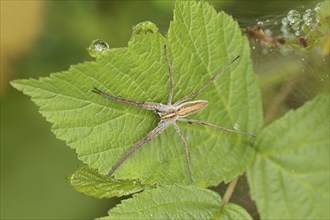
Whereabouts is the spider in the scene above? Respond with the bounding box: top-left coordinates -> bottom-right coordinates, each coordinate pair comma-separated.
92,45 -> 255,181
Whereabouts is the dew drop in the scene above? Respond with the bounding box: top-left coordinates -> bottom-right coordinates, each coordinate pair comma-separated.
257,21 -> 264,26
315,17 -> 320,24
314,3 -> 321,12
132,21 -> 159,36
287,10 -> 301,25
234,123 -> 240,131
291,22 -> 301,31
264,29 -> 273,36
88,39 -> 110,58
281,24 -> 295,40
281,26 -> 288,35
305,8 -> 312,13
281,17 -> 289,26
303,9 -> 314,27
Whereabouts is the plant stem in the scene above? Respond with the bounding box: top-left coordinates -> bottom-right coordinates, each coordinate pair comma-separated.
221,176 -> 239,208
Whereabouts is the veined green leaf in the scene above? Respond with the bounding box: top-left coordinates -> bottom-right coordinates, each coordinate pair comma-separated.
11,1 -> 262,187
99,185 -> 252,220
218,203 -> 253,220
247,95 -> 330,219
68,165 -> 145,199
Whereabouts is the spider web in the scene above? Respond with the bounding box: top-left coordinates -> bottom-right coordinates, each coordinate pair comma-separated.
210,1 -> 329,219
220,0 -> 329,125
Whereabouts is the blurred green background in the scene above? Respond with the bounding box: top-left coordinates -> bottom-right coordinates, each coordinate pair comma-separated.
1,1 -> 328,219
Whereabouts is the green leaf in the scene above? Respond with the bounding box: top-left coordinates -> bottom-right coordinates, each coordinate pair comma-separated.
67,165 -> 145,199
218,203 -> 253,220
11,0 -> 262,187
247,95 -> 330,219
99,185 -> 252,220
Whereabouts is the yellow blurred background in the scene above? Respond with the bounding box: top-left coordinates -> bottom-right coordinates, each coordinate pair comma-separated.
1,1 -> 44,95
1,0 -> 328,219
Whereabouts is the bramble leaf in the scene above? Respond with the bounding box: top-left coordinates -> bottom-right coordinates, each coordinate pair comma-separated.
218,203 -> 253,220
247,95 -> 330,219
11,1 -> 262,189
68,165 -> 145,199
99,185 -> 252,220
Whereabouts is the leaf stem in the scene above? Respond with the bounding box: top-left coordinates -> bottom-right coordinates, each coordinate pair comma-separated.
221,176 -> 239,208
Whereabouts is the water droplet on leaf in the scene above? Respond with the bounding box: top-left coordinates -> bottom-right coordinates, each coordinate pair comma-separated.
132,21 -> 159,36
88,39 -> 110,58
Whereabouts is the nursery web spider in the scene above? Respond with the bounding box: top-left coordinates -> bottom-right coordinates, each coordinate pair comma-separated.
92,45 -> 255,181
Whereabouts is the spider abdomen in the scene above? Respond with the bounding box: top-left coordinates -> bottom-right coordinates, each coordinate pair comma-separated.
176,100 -> 208,117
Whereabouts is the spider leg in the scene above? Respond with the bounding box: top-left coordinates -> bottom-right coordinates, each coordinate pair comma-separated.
108,120 -> 170,177
178,118 -> 256,137
92,87 -> 160,111
174,56 -> 240,105
164,45 -> 174,105
172,123 -> 193,182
